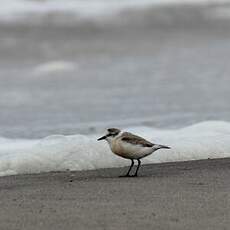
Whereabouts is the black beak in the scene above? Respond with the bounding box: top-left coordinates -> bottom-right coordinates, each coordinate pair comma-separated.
97,135 -> 107,141
159,145 -> 171,149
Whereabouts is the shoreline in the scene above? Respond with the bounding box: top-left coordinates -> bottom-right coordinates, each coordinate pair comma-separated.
0,158 -> 229,229
1,157 -> 230,179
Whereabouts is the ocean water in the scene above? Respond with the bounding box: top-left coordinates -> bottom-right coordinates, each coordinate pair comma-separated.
0,0 -> 229,21
1,0 -> 230,175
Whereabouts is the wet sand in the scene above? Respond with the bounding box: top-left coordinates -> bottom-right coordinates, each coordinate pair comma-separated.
0,158 -> 229,230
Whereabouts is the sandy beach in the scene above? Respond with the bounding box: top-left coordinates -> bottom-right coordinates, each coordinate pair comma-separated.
0,158 -> 229,230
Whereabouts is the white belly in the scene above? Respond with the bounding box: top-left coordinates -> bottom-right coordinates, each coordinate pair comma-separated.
110,140 -> 154,159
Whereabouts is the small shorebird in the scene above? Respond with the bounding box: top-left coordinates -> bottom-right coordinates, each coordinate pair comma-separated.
98,128 -> 170,177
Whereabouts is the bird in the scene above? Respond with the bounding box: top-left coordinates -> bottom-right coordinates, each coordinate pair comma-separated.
97,128 -> 170,177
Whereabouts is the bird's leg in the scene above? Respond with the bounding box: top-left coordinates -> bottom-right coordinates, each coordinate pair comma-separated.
133,159 -> 141,177
120,159 -> 134,177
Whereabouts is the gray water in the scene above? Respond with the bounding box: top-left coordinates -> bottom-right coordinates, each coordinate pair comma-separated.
1,3 -> 230,138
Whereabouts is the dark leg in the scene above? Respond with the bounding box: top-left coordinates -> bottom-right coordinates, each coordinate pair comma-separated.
120,159 -> 134,177
133,159 -> 141,177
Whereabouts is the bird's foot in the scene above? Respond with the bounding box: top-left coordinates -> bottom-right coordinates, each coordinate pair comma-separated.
119,174 -> 131,178
130,174 -> 138,177
119,174 -> 138,178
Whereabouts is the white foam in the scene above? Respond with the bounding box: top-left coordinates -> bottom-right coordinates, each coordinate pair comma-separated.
33,61 -> 76,76
0,0 -> 229,22
0,121 -> 230,176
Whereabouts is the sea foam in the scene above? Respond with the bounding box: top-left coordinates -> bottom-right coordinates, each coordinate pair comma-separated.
0,121 -> 230,176
33,61 -> 76,76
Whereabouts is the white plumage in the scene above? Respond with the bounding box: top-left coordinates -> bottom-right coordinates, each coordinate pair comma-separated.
98,128 -> 170,177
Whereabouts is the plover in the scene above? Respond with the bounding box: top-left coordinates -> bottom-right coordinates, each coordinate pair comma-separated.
98,128 -> 170,177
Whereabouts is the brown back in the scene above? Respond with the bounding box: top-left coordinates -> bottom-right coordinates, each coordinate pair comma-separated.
120,132 -> 154,147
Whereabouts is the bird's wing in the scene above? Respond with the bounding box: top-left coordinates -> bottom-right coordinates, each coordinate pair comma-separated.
120,132 -> 154,147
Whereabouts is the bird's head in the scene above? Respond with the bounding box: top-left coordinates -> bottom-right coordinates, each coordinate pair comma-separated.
97,128 -> 121,143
